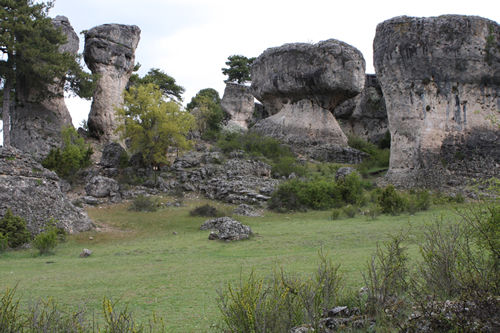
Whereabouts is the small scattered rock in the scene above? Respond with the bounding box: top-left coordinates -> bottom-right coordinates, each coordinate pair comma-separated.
233,204 -> 262,217
79,248 -> 92,257
200,217 -> 252,241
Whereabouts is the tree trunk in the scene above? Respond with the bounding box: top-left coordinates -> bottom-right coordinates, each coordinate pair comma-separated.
2,77 -> 12,147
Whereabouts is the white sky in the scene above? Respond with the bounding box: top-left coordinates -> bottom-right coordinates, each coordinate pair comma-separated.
45,0 -> 500,127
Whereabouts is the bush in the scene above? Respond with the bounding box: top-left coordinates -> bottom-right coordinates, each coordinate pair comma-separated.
0,209 -> 31,248
42,127 -> 93,179
0,233 -> 7,253
348,135 -> 390,176
331,208 -> 341,220
337,172 -> 364,205
32,228 -> 58,255
128,195 -> 159,212
343,205 -> 357,218
271,156 -> 307,178
364,204 -> 381,220
217,252 -> 343,332
189,204 -> 220,217
377,185 -> 407,215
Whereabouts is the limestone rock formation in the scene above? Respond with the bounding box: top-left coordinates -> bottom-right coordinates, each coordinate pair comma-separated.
335,74 -> 388,144
0,147 -> 94,234
250,39 -> 366,162
374,15 -> 500,187
10,16 -> 79,159
221,83 -> 255,130
84,24 -> 141,141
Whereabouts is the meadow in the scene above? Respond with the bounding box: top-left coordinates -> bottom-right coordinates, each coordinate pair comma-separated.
0,197 -> 462,332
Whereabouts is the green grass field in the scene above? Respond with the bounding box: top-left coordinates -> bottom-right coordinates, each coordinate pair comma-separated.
0,197 -> 461,332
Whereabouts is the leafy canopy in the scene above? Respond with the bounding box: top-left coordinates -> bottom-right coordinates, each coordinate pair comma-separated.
187,88 -> 226,140
128,67 -> 185,102
221,55 -> 256,84
117,83 -> 195,168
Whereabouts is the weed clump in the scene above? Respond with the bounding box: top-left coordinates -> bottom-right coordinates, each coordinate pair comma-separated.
32,228 -> 58,255
128,195 -> 159,212
190,204 -> 220,217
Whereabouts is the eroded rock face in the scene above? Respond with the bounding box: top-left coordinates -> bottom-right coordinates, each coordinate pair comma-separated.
0,147 -> 94,234
10,16 -> 79,160
335,74 -> 388,144
374,15 -> 500,187
252,99 -> 348,147
250,40 -> 366,162
200,217 -> 252,241
221,83 -> 255,130
84,24 -> 141,141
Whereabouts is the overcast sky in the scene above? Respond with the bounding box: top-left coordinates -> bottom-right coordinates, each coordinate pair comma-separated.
48,0 -> 499,128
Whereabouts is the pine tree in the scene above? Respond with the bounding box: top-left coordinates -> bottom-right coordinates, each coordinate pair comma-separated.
0,0 -> 94,146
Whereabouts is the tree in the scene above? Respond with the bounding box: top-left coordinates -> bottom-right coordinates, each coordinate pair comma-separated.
221,55 -> 256,84
128,67 -> 185,102
187,88 -> 227,140
0,0 -> 94,147
116,83 -> 195,169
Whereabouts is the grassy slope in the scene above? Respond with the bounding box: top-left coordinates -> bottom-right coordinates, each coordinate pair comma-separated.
0,198 -> 459,332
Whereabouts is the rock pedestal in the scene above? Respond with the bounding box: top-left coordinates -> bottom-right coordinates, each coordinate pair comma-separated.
251,39 -> 366,161
84,24 -> 141,141
10,16 -> 79,160
221,83 -> 255,130
374,15 -> 500,187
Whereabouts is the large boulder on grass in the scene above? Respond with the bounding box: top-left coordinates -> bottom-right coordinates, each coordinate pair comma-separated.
200,217 -> 252,241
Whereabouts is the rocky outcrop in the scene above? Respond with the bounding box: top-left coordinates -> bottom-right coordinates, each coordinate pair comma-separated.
10,16 -> 79,159
84,24 -> 141,141
0,147 -> 94,234
335,74 -> 388,144
100,142 -> 127,168
221,83 -> 255,130
251,40 -> 366,162
200,217 -> 252,241
374,15 -> 500,187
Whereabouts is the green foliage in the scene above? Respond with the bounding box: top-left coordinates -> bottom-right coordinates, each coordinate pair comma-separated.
0,209 -> 30,248
343,205 -> 357,218
363,204 -> 381,220
42,126 -> 93,179
187,89 -> 226,140
0,287 -> 23,333
32,227 -> 58,255
189,204 -> 220,217
271,156 -> 307,178
128,68 -> 185,102
377,185 -> 407,215
221,55 -> 256,84
0,233 -> 7,254
217,252 -> 343,332
269,173 -> 366,212
330,208 -> 341,220
348,135 -> 390,176
117,83 -> 195,169
128,195 -> 159,212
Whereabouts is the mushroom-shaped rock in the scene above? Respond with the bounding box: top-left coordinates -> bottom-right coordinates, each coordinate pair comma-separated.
221,83 -> 255,130
250,40 -> 366,162
84,24 -> 141,141
251,39 -> 366,113
10,16 -> 79,160
374,15 -> 500,187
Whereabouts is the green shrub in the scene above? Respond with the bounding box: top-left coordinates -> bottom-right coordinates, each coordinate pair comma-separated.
128,195 -> 159,212
364,204 -> 381,220
337,172 -> 364,205
378,185 -> 407,215
271,156 -> 307,178
42,127 -> 93,179
0,233 -> 7,253
348,135 -> 390,176
189,204 -> 220,217
331,208 -> 341,220
217,252 -> 343,332
343,205 -> 357,218
0,209 -> 31,248
32,228 -> 58,255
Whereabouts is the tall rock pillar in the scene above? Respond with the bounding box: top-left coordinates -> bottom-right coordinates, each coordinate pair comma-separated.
84,24 -> 141,142
10,16 -> 79,160
374,15 -> 500,187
